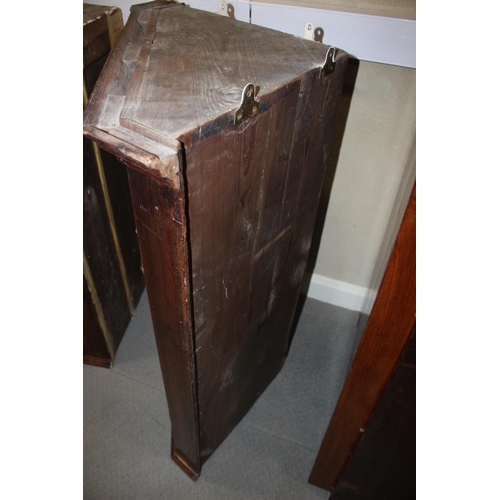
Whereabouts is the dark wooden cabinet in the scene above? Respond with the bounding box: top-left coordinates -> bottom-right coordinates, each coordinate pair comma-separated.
84,1 -> 347,478
83,3 -> 145,367
328,328 -> 416,500
309,185 -> 416,497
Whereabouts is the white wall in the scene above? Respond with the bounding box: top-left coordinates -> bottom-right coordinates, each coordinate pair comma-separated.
313,61 -> 416,288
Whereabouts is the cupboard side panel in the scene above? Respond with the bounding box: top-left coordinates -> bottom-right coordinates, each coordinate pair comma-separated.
127,166 -> 201,479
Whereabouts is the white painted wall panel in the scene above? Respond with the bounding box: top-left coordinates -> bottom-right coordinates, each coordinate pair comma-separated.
249,3 -> 415,68
96,1 -> 415,67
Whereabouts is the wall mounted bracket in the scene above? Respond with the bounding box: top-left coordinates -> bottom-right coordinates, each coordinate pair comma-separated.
234,83 -> 261,124
320,47 -> 338,78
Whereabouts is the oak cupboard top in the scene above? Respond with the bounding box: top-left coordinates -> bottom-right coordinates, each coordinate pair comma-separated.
83,1 -> 345,184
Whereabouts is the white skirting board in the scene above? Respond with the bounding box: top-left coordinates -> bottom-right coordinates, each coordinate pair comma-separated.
301,272 -> 377,313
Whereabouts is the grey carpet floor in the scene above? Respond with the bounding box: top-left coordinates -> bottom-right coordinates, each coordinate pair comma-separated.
83,292 -> 360,499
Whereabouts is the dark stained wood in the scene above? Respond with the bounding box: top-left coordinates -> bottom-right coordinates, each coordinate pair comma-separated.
83,3 -> 123,67
330,329 -> 416,500
83,276 -> 112,367
83,14 -> 110,68
183,85 -> 299,460
83,136 -> 131,349
182,60 -> 346,461
83,55 -> 107,105
99,147 -> 145,306
127,162 -> 201,479
83,1 -> 348,477
309,184 -> 416,491
83,3 -> 145,367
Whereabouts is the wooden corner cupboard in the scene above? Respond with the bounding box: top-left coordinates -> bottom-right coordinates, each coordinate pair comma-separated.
83,0 -> 347,479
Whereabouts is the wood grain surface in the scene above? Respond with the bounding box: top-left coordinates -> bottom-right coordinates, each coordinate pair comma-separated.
83,3 -> 145,367
83,136 -> 131,354
127,162 -> 201,479
182,50 -> 347,464
309,184 -> 416,491
83,274 -> 113,367
83,3 -> 122,68
84,2 -> 344,178
121,4 -> 330,141
330,328 -> 416,500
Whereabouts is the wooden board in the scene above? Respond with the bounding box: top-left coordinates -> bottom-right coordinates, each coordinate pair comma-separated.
183,67 -> 346,463
83,3 -> 145,367
120,5 -> 330,141
84,1 -> 348,477
330,329 -> 416,500
83,3 -> 123,68
127,163 -> 201,477
309,184 -> 416,491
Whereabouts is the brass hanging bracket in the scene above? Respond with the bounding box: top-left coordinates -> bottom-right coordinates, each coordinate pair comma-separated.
234,83 -> 261,125
320,47 -> 338,78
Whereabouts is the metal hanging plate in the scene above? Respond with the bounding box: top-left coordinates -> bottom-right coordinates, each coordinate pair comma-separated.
234,83 -> 261,125
320,47 -> 338,78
